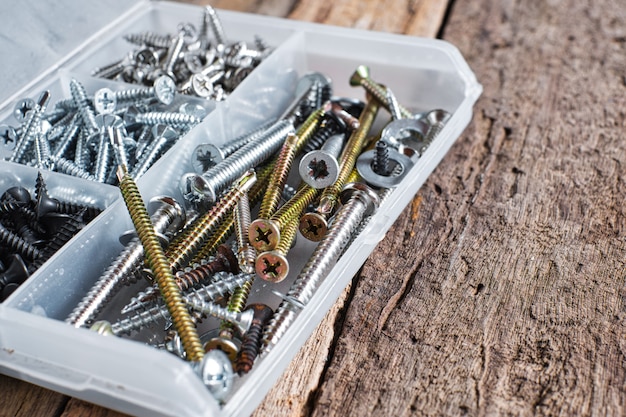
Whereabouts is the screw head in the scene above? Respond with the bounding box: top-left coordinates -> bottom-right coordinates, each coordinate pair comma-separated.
255,251 -> 289,283
248,219 -> 280,252
298,150 -> 340,189
192,349 -> 234,402
191,73 -> 214,98
349,65 -> 371,86
204,337 -> 240,363
425,108 -> 451,126
13,98 -> 36,122
90,320 -> 115,336
0,125 -> 18,150
299,212 -> 327,242
192,143 -> 224,173
153,75 -> 176,105
93,88 -> 117,114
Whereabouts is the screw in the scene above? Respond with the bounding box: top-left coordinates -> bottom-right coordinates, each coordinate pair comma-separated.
299,132 -> 345,189
422,109 -> 452,149
185,296 -> 254,336
385,86 -> 403,121
124,106 -> 202,129
0,255 -> 29,301
130,125 -> 178,179
349,65 -> 414,119
9,91 -> 50,164
180,119 -> 293,203
299,98 -> 380,241
204,5 -> 227,50
13,98 -> 36,122
167,170 -> 256,272
264,182 -> 380,352
258,133 -> 298,219
255,216 -> 298,283
65,196 -> 185,327
191,349 -> 234,402
116,164 -> 204,361
249,183 -> 320,252
69,79 -> 99,136
235,303 -> 273,375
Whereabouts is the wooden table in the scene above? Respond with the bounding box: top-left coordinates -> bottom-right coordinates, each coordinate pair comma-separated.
2,0 -> 625,416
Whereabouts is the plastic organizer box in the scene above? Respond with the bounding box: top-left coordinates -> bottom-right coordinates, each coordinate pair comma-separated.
0,1 -> 482,416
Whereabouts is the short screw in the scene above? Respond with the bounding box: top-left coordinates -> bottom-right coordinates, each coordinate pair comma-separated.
298,132 -> 345,189
130,125 -> 178,179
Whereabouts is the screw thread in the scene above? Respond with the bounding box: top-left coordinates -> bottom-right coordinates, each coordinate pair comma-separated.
123,32 -> 172,49
66,201 -> 182,327
28,211 -> 86,273
258,133 -> 298,219
117,166 -> 204,361
114,86 -> 155,103
10,93 -> 49,164
70,79 -> 98,134
168,170 -> 256,271
0,223 -> 42,261
373,140 -> 390,176
130,133 -> 175,179
185,296 -> 252,335
264,193 -> 372,351
137,111 -> 201,128
319,99 -> 380,214
195,119 -> 293,202
52,118 -> 81,160
359,78 -> 413,119
94,136 -> 111,183
50,156 -> 96,181
272,183 -> 320,230
204,5 -> 227,46
91,59 -> 126,79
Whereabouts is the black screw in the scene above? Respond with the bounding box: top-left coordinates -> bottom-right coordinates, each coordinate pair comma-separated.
234,303 -> 273,375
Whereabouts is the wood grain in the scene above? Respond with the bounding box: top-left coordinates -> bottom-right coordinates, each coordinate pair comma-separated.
3,0 -> 626,416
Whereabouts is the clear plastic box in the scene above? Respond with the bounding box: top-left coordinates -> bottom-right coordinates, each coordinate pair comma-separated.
0,2 -> 482,416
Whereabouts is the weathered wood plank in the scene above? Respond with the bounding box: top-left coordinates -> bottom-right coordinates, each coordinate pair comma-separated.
0,374 -> 68,417
305,0 -> 626,416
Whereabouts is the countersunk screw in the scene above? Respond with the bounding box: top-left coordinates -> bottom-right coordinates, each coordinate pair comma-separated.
204,5 -> 227,50
65,196 -> 185,328
385,86 -> 403,121
185,296 -> 254,336
422,109 -> 452,150
249,182 -> 320,252
299,98 -> 380,241
69,79 -> 99,135
13,98 -> 36,122
255,216 -> 298,283
235,303 -> 273,375
9,91 -> 50,164
299,132 -> 345,189
349,65 -> 414,119
264,182 -> 380,352
258,133 -> 298,219
116,164 -> 204,362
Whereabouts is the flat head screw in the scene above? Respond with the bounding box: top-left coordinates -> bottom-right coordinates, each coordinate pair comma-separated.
300,99 -> 380,241
299,132 -> 344,189
349,65 -> 414,119
255,216 -> 298,283
116,164 -> 204,362
264,182 -> 380,352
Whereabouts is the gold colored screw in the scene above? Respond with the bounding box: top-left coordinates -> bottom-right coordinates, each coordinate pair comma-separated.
249,182 -> 320,252
116,165 -> 204,362
349,65 -> 413,119
258,133 -> 299,219
166,170 -> 256,272
299,98 -> 380,241
255,215 -> 299,283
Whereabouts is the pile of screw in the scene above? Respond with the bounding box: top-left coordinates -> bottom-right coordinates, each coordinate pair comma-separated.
65,64 -> 449,402
1,77 -> 208,185
0,172 -> 102,301
91,6 -> 272,101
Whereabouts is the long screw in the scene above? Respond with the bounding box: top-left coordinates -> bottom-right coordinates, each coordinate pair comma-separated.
349,65 -> 413,119
116,164 -> 204,361
65,196 -> 185,328
299,99 -> 380,241
264,182 -> 380,352
167,170 -> 256,272
235,303 -> 273,375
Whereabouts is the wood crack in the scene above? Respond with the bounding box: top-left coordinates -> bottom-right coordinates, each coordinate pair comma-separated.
377,262 -> 420,332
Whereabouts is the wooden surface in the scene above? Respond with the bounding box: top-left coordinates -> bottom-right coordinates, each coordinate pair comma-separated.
2,0 -> 626,416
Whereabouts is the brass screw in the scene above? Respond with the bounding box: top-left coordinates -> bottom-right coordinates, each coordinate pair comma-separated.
349,65 -> 413,119
116,165 -> 204,362
300,98 -> 380,241
258,133 -> 299,219
255,216 -> 298,283
249,182 -> 320,252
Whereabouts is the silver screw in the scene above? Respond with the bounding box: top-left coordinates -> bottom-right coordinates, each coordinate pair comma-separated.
130,125 -> 178,179
9,90 -> 50,164
263,182 -> 380,352
69,79 -> 99,136
65,196 -> 185,328
181,119 -> 294,203
298,132 -> 345,189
